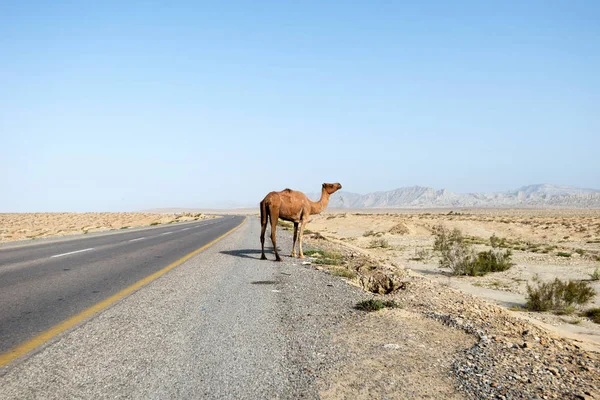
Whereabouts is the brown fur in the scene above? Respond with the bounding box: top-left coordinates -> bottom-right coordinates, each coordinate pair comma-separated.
260,183 -> 342,261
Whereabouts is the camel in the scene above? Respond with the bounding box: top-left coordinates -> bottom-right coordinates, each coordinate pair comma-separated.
260,182 -> 342,261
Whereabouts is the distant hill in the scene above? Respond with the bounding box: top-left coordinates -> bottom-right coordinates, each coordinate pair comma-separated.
310,184 -> 600,209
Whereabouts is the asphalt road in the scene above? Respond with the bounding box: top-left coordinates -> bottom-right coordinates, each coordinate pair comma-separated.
0,216 -> 364,399
0,216 -> 245,354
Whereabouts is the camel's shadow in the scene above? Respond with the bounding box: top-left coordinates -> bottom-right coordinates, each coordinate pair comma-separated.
220,248 -> 281,260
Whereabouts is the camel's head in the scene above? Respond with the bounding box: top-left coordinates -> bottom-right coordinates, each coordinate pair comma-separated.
322,182 -> 342,194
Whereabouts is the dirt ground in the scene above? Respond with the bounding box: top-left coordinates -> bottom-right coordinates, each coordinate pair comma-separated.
319,308 -> 474,399
0,212 -> 216,243
287,208 -> 600,398
305,209 -> 600,348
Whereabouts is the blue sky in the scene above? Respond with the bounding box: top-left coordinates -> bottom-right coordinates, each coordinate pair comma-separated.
1,1 -> 599,211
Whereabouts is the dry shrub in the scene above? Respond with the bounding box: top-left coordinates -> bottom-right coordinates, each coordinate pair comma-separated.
433,225 -> 513,276
369,238 -> 390,248
584,308 -> 600,324
526,278 -> 596,312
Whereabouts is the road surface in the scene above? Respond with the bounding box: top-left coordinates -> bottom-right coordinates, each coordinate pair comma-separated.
0,216 -> 363,399
0,216 -> 244,354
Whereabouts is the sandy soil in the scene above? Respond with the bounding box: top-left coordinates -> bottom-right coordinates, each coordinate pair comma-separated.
0,212 -> 216,243
320,308 -> 473,399
304,209 -> 600,351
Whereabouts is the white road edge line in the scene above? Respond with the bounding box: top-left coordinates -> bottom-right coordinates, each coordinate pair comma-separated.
161,232 -> 173,235
51,248 -> 95,258
129,237 -> 146,242
181,228 -> 190,231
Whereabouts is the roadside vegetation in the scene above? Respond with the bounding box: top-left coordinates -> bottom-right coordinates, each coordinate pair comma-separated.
304,249 -> 343,265
330,268 -> 357,279
354,299 -> 400,312
277,220 -> 293,230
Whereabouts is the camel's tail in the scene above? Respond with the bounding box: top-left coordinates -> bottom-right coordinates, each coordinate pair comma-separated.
260,199 -> 269,226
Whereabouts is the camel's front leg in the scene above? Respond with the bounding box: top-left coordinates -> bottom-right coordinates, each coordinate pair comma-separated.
291,222 -> 299,257
270,217 -> 281,262
298,220 -> 308,258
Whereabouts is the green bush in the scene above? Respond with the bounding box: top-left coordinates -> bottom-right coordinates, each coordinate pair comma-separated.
489,234 -> 500,248
584,308 -> 600,324
304,249 -> 325,257
315,257 -> 342,265
277,220 -> 293,230
433,226 -> 513,276
526,278 -> 596,312
438,243 -> 513,277
438,240 -> 475,275
304,249 -> 342,265
432,224 -> 464,252
556,252 -> 571,258
471,249 -> 513,273
355,299 -> 400,312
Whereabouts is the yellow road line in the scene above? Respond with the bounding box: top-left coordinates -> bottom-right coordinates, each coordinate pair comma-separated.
0,216 -> 247,368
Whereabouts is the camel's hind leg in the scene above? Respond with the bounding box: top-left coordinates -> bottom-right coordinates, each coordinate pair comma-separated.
291,222 -> 299,257
260,201 -> 268,260
270,213 -> 282,262
260,221 -> 268,260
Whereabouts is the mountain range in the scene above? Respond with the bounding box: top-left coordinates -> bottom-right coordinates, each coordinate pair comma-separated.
311,184 -> 600,209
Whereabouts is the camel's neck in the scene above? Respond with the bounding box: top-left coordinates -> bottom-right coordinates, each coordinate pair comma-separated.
310,188 -> 331,215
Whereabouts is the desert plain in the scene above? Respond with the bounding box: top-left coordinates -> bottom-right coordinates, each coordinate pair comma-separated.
0,212 -> 216,244
307,209 -> 600,335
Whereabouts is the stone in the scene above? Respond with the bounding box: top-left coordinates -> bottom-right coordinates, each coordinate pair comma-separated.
547,367 -> 560,376
359,272 -> 405,294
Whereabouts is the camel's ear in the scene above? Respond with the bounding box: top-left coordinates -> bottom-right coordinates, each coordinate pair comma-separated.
322,183 -> 326,188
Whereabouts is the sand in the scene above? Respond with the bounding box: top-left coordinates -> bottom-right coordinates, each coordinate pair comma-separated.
0,212 -> 216,243
305,208 -> 600,348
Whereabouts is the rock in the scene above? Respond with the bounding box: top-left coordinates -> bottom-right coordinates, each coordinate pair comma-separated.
383,344 -> 401,350
359,272 -> 406,294
547,367 -> 560,376
389,222 -> 410,235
